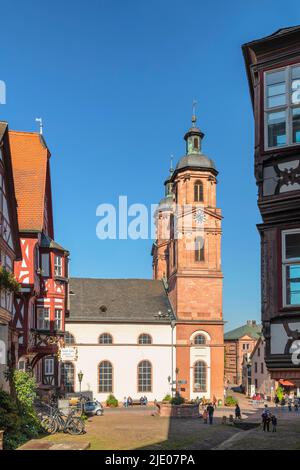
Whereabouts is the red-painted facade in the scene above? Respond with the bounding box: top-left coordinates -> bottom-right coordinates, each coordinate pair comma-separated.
9,130 -> 69,391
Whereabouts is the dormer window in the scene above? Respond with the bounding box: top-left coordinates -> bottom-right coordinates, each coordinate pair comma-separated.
265,65 -> 300,149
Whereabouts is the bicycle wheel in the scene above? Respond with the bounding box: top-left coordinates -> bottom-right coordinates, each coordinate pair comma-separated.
41,417 -> 57,434
66,417 -> 85,435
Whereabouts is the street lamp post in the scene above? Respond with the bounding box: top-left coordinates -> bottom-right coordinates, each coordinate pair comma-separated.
153,308 -> 176,398
171,320 -> 176,397
78,370 -> 83,393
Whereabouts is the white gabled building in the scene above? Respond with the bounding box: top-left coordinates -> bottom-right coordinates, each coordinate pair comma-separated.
62,278 -> 177,403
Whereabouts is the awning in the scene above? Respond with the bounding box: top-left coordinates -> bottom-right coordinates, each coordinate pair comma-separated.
279,379 -> 295,387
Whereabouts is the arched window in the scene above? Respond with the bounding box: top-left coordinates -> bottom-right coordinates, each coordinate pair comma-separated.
194,334 -> 206,345
98,361 -> 113,393
194,361 -> 207,392
64,331 -> 75,345
194,180 -> 203,202
193,137 -> 199,150
195,236 -> 205,262
99,333 -> 113,344
61,362 -> 75,393
138,334 -> 152,345
138,360 -> 152,392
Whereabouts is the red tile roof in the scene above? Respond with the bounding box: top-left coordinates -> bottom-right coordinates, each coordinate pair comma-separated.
9,131 -> 50,232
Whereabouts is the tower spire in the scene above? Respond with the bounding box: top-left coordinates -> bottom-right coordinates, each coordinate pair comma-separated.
170,154 -> 174,175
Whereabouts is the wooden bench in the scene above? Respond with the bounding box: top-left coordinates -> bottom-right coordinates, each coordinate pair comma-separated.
127,399 -> 147,406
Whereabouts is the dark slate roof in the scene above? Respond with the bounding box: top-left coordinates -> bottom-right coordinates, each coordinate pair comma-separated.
224,322 -> 262,341
176,153 -> 216,172
67,278 -> 175,323
158,194 -> 173,211
270,26 -> 300,36
40,233 -> 69,253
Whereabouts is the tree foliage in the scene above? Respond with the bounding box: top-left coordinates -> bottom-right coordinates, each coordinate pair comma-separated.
0,370 -> 42,449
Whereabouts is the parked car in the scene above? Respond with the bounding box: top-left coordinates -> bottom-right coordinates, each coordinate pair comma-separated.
83,400 -> 104,416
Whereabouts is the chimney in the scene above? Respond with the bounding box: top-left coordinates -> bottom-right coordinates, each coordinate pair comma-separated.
247,320 -> 256,326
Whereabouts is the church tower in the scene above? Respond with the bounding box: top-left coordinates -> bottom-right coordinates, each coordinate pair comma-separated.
153,110 -> 224,401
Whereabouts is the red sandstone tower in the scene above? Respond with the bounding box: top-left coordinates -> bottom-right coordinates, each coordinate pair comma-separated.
153,112 -> 224,401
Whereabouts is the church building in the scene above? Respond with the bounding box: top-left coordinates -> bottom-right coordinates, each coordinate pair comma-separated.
64,115 -> 224,403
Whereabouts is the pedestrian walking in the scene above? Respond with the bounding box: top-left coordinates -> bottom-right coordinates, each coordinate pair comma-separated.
207,403 -> 214,425
213,395 -> 217,409
294,400 -> 299,412
262,409 -> 271,432
288,400 -> 292,412
271,414 -> 277,432
235,403 -> 241,420
202,408 -> 208,424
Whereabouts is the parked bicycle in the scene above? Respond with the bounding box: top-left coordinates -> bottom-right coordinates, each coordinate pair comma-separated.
41,405 -> 85,435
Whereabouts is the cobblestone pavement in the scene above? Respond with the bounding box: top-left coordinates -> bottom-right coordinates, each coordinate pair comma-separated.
19,400 -> 300,450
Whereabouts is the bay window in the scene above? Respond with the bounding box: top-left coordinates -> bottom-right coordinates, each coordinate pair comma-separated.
265,65 -> 300,149
37,307 -> 50,330
282,229 -> 300,307
54,255 -> 63,276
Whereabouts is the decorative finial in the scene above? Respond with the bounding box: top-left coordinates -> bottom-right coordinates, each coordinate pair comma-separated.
192,99 -> 197,127
35,117 -> 43,135
170,154 -> 174,174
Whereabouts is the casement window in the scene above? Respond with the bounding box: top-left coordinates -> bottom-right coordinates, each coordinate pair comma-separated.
193,334 -> 206,345
54,309 -> 62,331
255,362 -> 258,373
282,229 -> 300,307
64,331 -> 75,345
98,361 -> 113,393
138,333 -> 152,345
61,362 -> 75,392
54,255 -> 63,276
138,360 -> 152,392
195,236 -> 205,262
99,333 -> 113,344
44,357 -> 54,376
193,361 -> 207,392
41,253 -> 50,277
264,65 -> 300,149
37,308 -> 50,330
194,180 -> 204,202
261,363 -> 264,374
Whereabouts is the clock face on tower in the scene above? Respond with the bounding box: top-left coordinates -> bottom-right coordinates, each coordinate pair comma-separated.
194,208 -> 206,225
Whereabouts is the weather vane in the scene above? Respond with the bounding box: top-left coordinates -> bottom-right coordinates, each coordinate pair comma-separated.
192,99 -> 197,127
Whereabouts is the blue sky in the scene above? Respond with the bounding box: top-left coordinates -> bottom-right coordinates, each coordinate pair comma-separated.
1,0 -> 300,330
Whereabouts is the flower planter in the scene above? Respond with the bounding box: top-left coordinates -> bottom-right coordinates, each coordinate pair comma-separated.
157,402 -> 199,418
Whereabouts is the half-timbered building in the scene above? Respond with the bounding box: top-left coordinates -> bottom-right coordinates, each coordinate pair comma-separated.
9,129 -> 69,393
243,26 -> 300,384
0,122 -> 22,391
